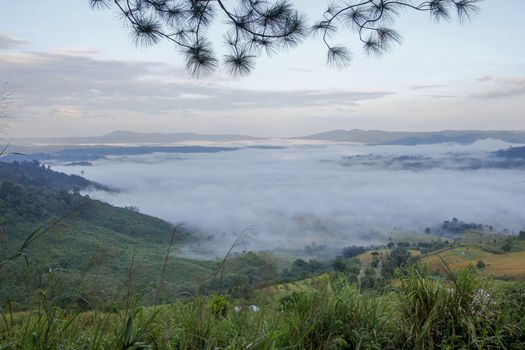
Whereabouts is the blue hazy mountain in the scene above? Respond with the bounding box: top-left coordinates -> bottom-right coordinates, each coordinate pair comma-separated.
13,129 -> 525,147
298,129 -> 525,145
14,130 -> 259,145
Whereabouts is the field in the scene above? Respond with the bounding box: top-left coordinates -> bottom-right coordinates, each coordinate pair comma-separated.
423,246 -> 525,280
355,248 -> 421,264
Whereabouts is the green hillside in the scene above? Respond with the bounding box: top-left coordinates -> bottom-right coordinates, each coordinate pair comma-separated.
0,161 -> 215,308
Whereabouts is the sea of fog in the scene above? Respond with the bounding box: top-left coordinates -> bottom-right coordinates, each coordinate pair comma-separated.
53,139 -> 525,254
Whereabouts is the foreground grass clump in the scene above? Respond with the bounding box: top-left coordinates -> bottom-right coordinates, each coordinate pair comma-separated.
397,267 -> 521,349
1,267 -> 524,349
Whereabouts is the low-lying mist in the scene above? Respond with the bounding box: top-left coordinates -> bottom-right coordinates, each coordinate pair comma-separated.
53,139 -> 525,256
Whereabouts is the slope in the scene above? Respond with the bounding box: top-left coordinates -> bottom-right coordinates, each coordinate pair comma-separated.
0,161 -> 215,308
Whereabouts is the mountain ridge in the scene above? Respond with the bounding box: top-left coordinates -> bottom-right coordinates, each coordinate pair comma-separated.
10,129 -> 525,146
296,129 -> 525,145
12,130 -> 260,145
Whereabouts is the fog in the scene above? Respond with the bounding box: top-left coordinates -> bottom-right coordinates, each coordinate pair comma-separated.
53,139 -> 525,255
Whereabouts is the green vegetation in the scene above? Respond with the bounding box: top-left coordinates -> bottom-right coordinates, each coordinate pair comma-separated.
476,260 -> 486,269
280,258 -> 330,282
1,267 -> 524,349
0,161 -> 109,192
0,162 -> 212,308
2,162 -> 525,348
439,217 -> 483,234
423,243 -> 525,280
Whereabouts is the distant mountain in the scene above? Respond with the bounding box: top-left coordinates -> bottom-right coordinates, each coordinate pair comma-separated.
1,145 -> 240,162
297,129 -> 525,145
14,130 -> 259,145
13,129 -> 525,147
494,146 -> 525,159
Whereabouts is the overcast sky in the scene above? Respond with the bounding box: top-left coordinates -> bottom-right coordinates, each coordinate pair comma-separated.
0,0 -> 524,137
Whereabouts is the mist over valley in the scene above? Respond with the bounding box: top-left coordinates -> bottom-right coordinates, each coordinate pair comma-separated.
41,136 -> 525,257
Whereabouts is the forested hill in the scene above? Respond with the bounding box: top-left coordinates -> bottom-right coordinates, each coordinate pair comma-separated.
0,160 -> 111,192
0,160 -> 193,249
0,160 -> 203,244
494,145 -> 525,159
0,161 -> 210,308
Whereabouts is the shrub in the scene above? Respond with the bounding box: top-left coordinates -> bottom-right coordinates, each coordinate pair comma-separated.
476,260 -> 486,269
208,295 -> 231,318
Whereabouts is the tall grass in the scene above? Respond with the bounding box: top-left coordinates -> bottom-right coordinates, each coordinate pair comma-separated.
2,267 -> 525,349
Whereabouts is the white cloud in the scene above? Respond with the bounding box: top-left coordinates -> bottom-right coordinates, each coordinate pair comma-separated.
474,75 -> 525,99
0,51 -> 391,112
51,47 -> 102,56
0,32 -> 27,49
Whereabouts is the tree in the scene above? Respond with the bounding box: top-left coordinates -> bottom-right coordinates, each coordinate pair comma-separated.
476,260 -> 485,269
333,256 -> 347,273
0,83 -> 7,112
370,251 -> 380,268
90,0 -> 481,76
502,240 -> 512,252
360,266 -> 379,291
382,246 -> 411,277
341,245 -> 366,258
0,83 -> 10,131
0,83 -> 11,157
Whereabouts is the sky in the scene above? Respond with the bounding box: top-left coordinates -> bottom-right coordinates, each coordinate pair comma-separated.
0,0 -> 524,138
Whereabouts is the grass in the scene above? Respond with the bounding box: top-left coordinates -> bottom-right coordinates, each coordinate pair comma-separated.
263,274 -> 330,295
1,267 -> 524,349
423,246 -> 525,280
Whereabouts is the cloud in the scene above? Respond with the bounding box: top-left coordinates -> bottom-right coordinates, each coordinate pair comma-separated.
0,51 -> 393,124
427,94 -> 458,99
54,141 -> 525,256
0,32 -> 27,49
473,75 -> 525,99
51,47 -> 102,56
408,84 -> 447,90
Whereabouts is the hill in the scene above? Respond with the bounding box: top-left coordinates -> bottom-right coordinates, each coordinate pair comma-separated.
494,145 -> 525,159
0,161 -> 291,309
12,129 -> 525,148
0,161 -> 215,308
298,129 -> 525,145
0,160 -> 110,191
13,130 -> 259,146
